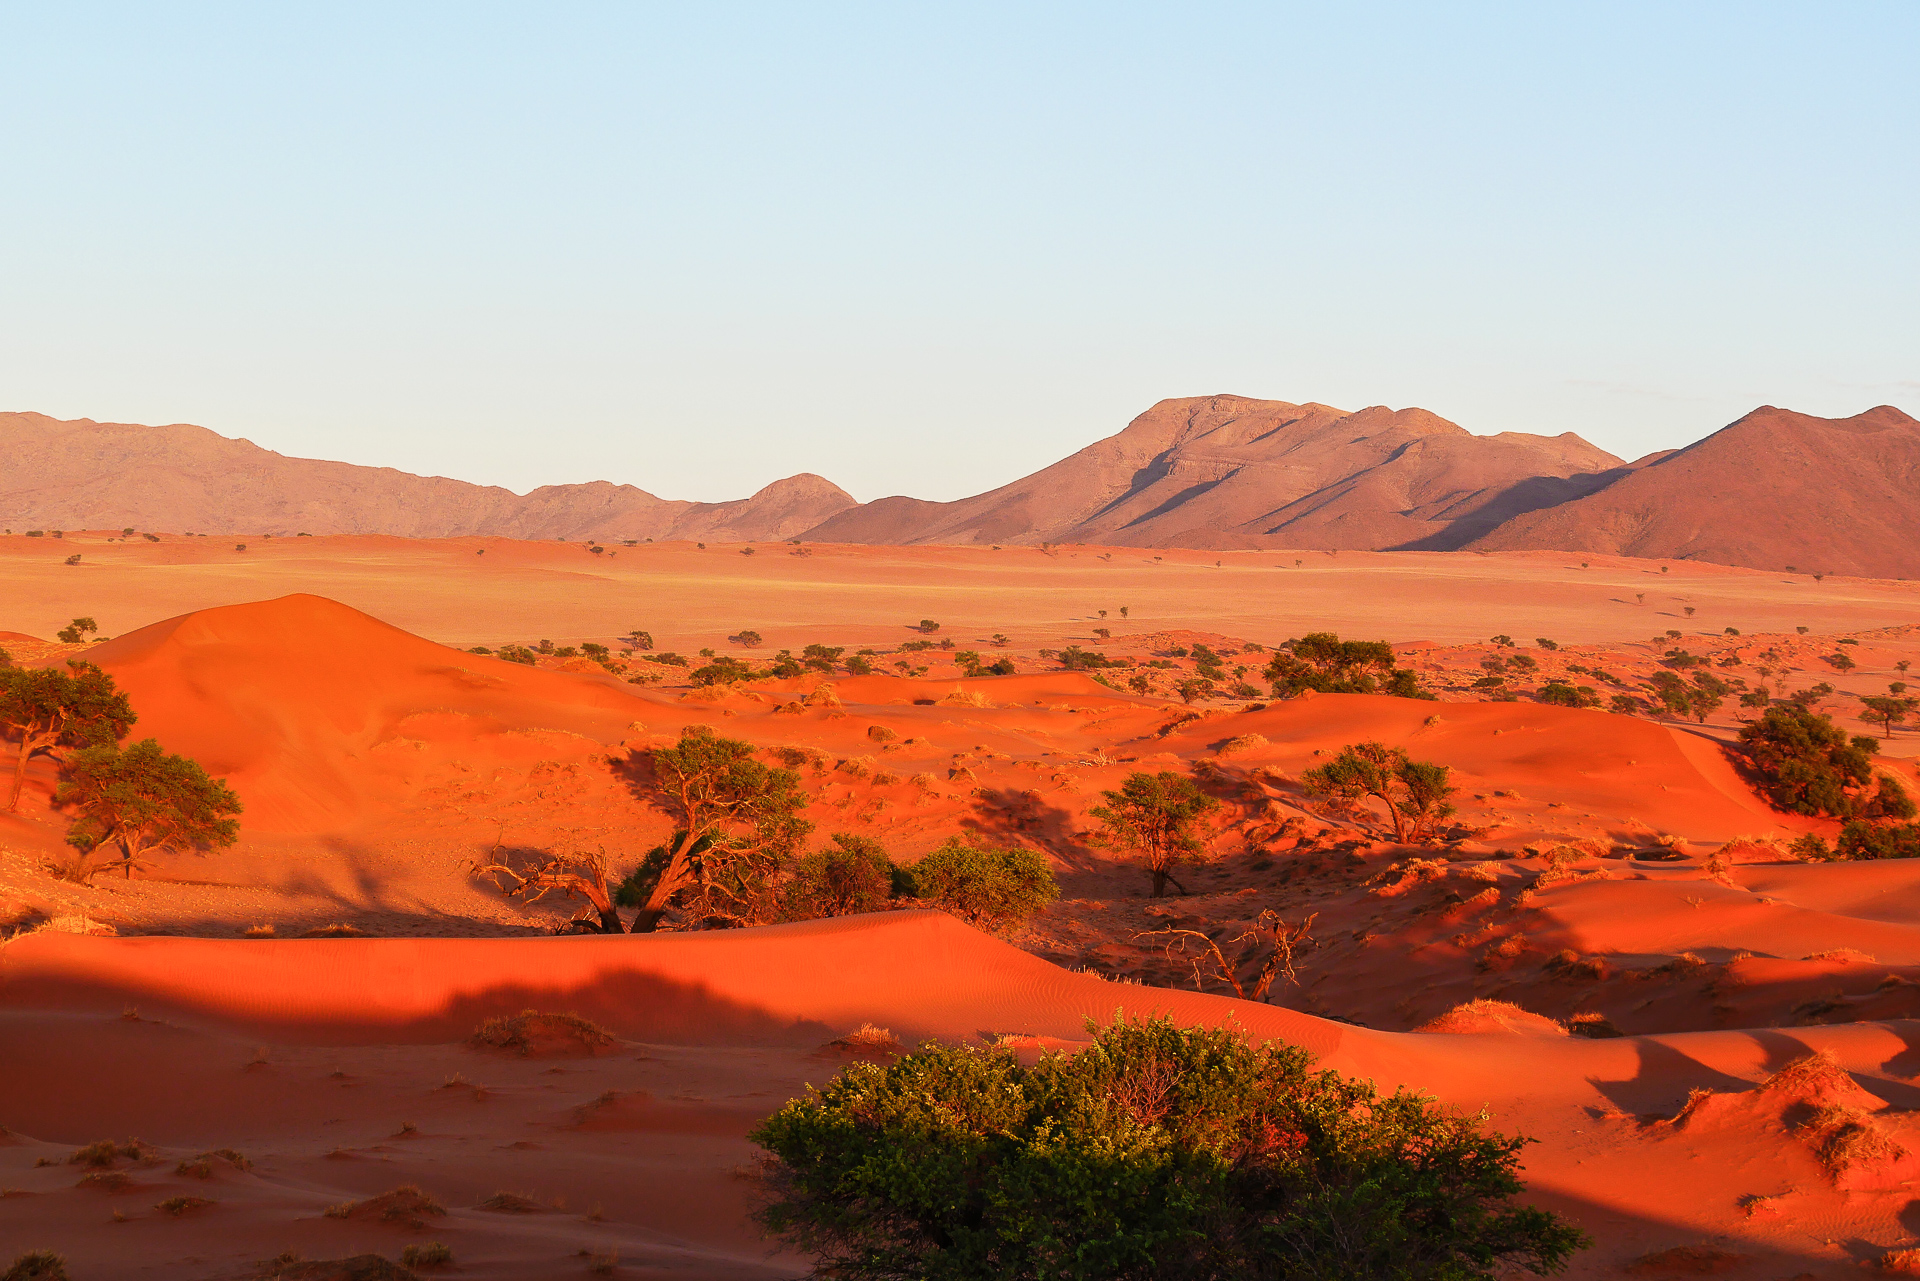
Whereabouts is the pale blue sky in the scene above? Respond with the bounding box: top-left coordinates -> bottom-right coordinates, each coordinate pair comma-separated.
3,3 -> 1914,502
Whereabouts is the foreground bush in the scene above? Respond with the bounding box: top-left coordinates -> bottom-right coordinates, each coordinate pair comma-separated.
905,836 -> 1057,928
752,1016 -> 1587,1280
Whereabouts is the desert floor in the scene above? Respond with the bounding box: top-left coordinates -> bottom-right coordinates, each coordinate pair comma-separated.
8,534 -> 1920,1278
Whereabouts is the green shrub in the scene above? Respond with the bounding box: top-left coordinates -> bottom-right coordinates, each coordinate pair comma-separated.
751,1016 -> 1587,1280
1738,705 -> 1876,817
1266,632 -> 1433,700
691,654 -> 759,686
783,834 -> 905,919
905,837 -> 1056,928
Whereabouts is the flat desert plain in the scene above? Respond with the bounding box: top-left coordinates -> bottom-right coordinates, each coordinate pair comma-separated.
8,534 -> 1920,1278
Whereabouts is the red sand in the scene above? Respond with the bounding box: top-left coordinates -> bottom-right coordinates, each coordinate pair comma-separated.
8,548 -> 1920,1276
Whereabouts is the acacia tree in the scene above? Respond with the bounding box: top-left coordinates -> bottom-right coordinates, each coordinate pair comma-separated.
1302,742 -> 1456,844
1861,694 -> 1919,738
630,727 -> 812,932
1265,632 -> 1433,700
0,662 -> 137,812
1090,771 -> 1219,897
477,843 -> 626,933
55,738 -> 242,880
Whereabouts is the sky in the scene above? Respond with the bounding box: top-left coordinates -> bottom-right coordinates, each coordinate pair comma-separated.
2,3 -> 1915,503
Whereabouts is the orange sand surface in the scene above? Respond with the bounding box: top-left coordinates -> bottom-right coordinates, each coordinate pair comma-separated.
7,540 -> 1920,1276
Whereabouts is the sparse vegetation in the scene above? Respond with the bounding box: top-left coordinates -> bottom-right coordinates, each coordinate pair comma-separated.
401,1243 -> 453,1268
470,1010 -> 616,1055
751,1015 -> 1587,1280
54,617 -> 98,644
1089,771 -> 1220,897
155,1195 -> 214,1217
2,1251 -> 68,1281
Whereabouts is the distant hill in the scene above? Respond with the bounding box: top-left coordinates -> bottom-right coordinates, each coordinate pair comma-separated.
801,395 -> 1629,551
1463,404 -> 1920,577
8,398 -> 1917,577
0,412 -> 855,541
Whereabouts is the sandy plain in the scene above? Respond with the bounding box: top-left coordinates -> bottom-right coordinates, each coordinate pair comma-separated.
7,534 -> 1920,1278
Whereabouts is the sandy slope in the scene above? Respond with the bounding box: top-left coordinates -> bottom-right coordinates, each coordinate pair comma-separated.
10,915 -> 1920,1277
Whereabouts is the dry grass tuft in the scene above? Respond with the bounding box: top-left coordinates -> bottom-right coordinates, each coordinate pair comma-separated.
1566,1011 -> 1624,1039
68,1138 -> 154,1169
30,915 -> 115,937
1216,733 -> 1269,757
1760,1048 -> 1855,1099
323,1183 -> 446,1228
154,1195 -> 213,1217
241,923 -> 276,938
300,923 -> 366,938
1417,999 -> 1567,1037
1881,1247 -> 1920,1275
175,1149 -> 250,1179
822,1022 -> 906,1058
1804,948 -> 1877,964
469,1009 -> 616,1057
400,1242 -> 453,1269
587,1250 -> 620,1275
937,687 -> 992,708
2,1251 -> 69,1281
476,1191 -> 546,1213
1802,1103 -> 1905,1176
1545,949 -> 1610,982
75,1171 -> 131,1192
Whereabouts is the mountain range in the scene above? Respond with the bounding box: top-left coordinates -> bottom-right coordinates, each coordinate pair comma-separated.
5,396 -> 1916,576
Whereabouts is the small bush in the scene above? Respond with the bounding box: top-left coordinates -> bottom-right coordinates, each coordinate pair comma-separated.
904,837 -> 1058,929
752,1016 -> 1587,1279
477,1191 -> 546,1213
470,1010 -> 615,1056
1,1251 -> 68,1281
68,1138 -> 154,1168
401,1242 -> 454,1268
155,1195 -> 214,1217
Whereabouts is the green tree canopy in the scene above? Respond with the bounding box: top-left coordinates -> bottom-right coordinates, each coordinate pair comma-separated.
904,836 -> 1057,929
631,727 -> 812,932
0,661 -> 137,811
55,738 -> 241,879
1090,771 -> 1220,897
1737,705 -> 1876,818
751,1015 -> 1587,1281
1302,742 -> 1456,844
1265,632 -> 1434,700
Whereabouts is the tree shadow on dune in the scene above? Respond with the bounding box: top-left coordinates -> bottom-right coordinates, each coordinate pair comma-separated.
3,944 -> 837,1049
1585,1035 -> 1772,1116
965,786 -> 1103,877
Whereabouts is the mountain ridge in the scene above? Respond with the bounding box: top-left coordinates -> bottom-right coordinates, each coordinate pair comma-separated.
7,397 -> 1917,576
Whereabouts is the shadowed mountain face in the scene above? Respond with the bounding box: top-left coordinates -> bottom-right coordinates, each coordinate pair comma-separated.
801,396 -> 1628,552
1463,404 -> 1920,577
0,412 -> 856,542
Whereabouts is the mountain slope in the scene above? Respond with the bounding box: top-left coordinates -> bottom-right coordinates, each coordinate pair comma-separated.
0,412 -> 855,541
1466,405 -> 1920,577
802,395 -> 1625,551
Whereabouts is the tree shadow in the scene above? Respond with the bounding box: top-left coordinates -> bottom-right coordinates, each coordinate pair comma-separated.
966,786 -> 1102,877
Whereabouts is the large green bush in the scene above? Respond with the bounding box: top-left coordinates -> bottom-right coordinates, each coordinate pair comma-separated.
905,836 -> 1057,928
784,833 -> 908,919
752,1016 -> 1587,1280
1737,705 -> 1877,817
